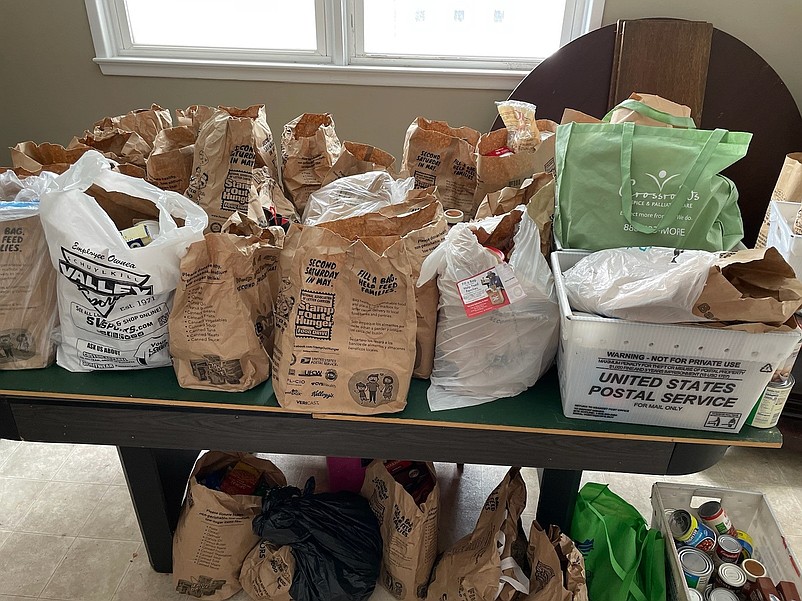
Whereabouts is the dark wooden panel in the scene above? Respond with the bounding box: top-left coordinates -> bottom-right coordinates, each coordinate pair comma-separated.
10,400 -> 677,474
608,19 -> 712,124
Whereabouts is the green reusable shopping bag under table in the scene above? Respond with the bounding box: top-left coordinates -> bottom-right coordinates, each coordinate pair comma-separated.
570,482 -> 666,601
554,104 -> 752,251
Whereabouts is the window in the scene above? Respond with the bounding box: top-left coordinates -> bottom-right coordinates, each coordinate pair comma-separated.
86,0 -> 605,88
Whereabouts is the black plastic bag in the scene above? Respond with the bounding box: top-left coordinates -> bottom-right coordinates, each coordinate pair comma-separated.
252,477 -> 382,601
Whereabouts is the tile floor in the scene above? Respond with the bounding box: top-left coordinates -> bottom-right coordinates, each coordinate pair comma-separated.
0,437 -> 800,601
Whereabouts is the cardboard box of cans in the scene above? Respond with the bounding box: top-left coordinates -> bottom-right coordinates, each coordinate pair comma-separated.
551,251 -> 801,433
651,482 -> 802,601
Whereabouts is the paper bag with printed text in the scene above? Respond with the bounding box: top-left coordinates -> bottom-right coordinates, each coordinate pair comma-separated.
757,152 -> 802,246
239,541 -> 294,601
146,125 -> 197,193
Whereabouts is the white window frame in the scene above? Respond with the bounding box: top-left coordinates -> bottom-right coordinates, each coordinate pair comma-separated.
86,0 -> 605,90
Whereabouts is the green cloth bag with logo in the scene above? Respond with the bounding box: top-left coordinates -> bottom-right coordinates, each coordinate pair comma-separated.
570,482 -> 666,601
554,98 -> 752,251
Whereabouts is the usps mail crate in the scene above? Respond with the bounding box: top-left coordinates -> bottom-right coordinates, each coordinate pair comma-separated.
651,482 -> 802,601
551,251 -> 801,432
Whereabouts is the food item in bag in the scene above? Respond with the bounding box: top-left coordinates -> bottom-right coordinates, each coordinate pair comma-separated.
402,117 -> 480,216
240,541 -> 295,601
418,208 -> 560,410
272,222 -> 417,414
39,151 -> 207,371
322,141 -> 397,186
120,220 -> 159,248
169,213 -> 284,392
316,198 -> 447,378
186,105 -> 280,232
0,171 -> 59,369
362,460 -> 439,600
146,125 -> 197,192
426,468 -> 529,601
497,100 -> 541,152
281,113 -> 342,212
173,451 -> 286,601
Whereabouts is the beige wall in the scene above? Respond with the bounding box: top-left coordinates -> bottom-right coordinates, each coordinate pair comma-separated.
1,1 -> 799,166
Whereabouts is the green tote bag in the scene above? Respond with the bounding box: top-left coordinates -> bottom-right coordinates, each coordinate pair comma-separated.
570,483 -> 666,601
554,100 -> 752,252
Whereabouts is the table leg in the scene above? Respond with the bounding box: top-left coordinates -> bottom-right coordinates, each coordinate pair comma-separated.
536,468 -> 583,533
118,447 -> 200,573
0,398 -> 20,440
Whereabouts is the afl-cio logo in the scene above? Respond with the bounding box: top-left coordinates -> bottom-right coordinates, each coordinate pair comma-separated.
325,369 -> 338,381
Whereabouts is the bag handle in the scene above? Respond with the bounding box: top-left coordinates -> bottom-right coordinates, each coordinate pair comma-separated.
604,99 -> 697,129
581,486 -> 650,601
619,124 -> 727,234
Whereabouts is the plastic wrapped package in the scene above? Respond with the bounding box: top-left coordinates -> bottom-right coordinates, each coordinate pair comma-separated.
562,247 -> 718,323
0,171 -> 60,369
302,171 -> 415,225
418,208 -> 560,410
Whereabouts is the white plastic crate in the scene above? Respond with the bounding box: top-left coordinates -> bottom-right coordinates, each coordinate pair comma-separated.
651,482 -> 802,601
551,250 -> 801,432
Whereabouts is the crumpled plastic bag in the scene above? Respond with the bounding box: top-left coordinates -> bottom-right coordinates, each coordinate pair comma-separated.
302,171 -> 415,225
562,247 -> 718,323
418,207 -> 559,410
252,478 -> 382,601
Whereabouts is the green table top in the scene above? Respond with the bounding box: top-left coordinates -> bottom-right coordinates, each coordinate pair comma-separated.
0,365 -> 781,447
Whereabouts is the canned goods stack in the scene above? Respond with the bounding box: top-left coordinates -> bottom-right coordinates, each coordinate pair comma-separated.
668,500 -> 798,600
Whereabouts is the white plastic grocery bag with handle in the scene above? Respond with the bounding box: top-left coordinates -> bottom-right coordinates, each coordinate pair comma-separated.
418,207 -> 559,410
39,151 -> 207,371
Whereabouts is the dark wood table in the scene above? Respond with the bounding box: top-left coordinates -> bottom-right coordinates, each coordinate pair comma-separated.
0,366 -> 781,573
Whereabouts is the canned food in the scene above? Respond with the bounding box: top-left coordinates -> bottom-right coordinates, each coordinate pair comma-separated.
736,530 -> 754,560
680,547 -> 715,591
698,501 -> 738,537
708,588 -> 740,601
688,588 -> 704,601
715,534 -> 742,565
741,558 -> 767,597
714,563 -> 747,591
670,509 -> 717,553
747,375 -> 795,429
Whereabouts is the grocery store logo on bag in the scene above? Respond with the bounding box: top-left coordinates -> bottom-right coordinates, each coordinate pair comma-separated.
59,248 -> 153,317
619,169 -> 700,202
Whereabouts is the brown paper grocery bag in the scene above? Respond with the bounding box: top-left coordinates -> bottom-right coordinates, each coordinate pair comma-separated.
521,523 -> 571,601
322,140 -> 397,186
146,126 -> 197,192
362,460 -> 439,601
93,103 -> 173,146
176,104 -> 218,132
10,141 -> 93,174
281,113 -> 342,213
609,93 -> 692,127
426,468 -> 529,601
401,117 -> 480,216
186,105 -> 281,232
170,214 -> 284,391
473,128 -> 539,211
756,153 -> 802,246
548,526 -> 588,601
70,128 -> 152,168
239,541 -> 294,601
254,167 -> 301,222
173,451 -> 286,601
0,210 -> 58,370
560,109 -> 602,125
692,247 -> 802,323
272,223 -> 416,414
319,198 -> 446,378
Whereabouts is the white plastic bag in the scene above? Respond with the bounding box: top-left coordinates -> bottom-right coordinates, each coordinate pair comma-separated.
563,247 -> 717,323
418,208 -> 559,410
302,171 -> 415,224
0,171 -> 61,369
39,151 -> 207,371
767,200 -> 802,279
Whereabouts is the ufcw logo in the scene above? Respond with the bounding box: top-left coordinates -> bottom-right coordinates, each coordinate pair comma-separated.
58,248 -> 152,317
